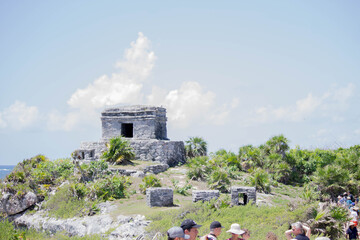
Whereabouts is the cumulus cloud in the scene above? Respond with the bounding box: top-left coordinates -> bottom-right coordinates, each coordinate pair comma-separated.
0,33 -> 237,132
0,101 -> 39,130
147,81 -> 237,127
46,32 -> 156,131
68,32 -> 155,110
251,83 -> 355,123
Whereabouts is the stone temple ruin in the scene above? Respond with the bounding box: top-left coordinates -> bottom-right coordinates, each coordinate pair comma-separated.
75,105 -> 185,166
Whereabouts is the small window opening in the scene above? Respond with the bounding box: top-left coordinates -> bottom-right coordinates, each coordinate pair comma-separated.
89,150 -> 94,158
238,193 -> 248,205
81,152 -> 85,159
121,123 -> 133,138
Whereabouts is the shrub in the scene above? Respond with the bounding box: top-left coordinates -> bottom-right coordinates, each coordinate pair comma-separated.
78,160 -> 110,181
206,168 -> 230,193
0,219 -> 26,240
186,156 -> 210,181
172,179 -> 192,196
101,136 -> 135,165
185,137 -> 207,159
139,175 -> 162,194
93,175 -> 131,200
43,184 -> 90,218
249,168 -> 271,193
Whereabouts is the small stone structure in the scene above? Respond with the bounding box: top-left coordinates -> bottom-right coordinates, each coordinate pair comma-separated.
74,106 -> 185,166
231,186 -> 256,205
143,164 -> 169,175
192,190 -> 219,202
146,188 -> 173,207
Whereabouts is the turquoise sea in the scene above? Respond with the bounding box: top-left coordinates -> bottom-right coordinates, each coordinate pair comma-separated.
0,165 -> 15,180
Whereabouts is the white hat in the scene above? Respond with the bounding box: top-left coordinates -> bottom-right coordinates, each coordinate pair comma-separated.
226,223 -> 245,235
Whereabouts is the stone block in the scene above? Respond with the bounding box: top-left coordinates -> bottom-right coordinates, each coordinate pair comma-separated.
146,188 -> 173,207
143,164 -> 169,174
231,186 -> 256,205
192,190 -> 219,202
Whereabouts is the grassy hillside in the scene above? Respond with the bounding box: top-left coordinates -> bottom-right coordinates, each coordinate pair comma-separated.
1,135 -> 358,239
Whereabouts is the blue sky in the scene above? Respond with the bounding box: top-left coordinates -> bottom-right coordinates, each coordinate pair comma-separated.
1,1 -> 359,165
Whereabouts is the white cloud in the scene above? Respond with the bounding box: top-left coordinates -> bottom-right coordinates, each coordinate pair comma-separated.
147,81 -> 236,127
46,32 -> 156,131
68,32 -> 155,110
251,83 -> 355,124
149,81 -> 216,127
0,101 -> 39,130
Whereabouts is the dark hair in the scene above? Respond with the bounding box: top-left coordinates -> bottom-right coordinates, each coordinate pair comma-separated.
167,232 -> 175,240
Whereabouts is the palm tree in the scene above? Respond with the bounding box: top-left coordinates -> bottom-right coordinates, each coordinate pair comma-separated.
265,134 -> 289,158
101,136 -> 135,165
185,137 -> 207,159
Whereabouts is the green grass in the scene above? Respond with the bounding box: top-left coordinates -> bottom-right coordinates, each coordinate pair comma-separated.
146,200 -> 327,240
43,185 -> 92,219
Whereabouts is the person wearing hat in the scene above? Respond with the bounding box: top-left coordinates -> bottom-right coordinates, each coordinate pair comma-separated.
346,221 -> 360,240
181,219 -> 202,240
351,207 -> 359,227
167,226 -> 190,240
226,223 -> 245,240
200,221 -> 224,240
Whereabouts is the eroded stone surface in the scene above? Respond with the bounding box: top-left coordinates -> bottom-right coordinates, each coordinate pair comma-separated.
75,106 -> 186,167
0,192 -> 37,215
231,186 -> 256,205
13,204 -> 150,239
146,188 -> 173,207
192,190 -> 220,202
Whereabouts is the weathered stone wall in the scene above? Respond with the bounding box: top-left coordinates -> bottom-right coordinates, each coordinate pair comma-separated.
231,186 -> 256,205
192,190 -> 219,202
146,188 -> 173,207
75,105 -> 185,166
129,139 -> 185,167
143,164 -> 169,174
77,139 -> 185,167
79,141 -> 107,160
101,106 -> 167,140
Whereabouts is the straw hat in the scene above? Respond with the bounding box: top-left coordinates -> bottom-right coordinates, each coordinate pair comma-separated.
226,223 -> 245,235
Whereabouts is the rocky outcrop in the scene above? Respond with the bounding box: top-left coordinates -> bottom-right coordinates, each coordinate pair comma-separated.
0,192 -> 37,215
13,202 -> 150,239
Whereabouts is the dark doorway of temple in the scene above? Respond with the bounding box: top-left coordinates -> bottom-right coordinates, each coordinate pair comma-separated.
121,123 -> 133,138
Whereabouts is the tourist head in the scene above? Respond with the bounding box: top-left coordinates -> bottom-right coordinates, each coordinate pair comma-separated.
266,231 -> 278,240
349,221 -> 356,229
167,226 -> 190,240
181,219 -> 201,240
210,221 -> 224,236
291,222 -> 304,235
242,229 -> 251,239
226,223 -> 245,237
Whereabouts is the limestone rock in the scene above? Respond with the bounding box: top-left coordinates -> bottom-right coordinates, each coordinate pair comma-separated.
14,209 -> 150,239
0,192 -> 37,215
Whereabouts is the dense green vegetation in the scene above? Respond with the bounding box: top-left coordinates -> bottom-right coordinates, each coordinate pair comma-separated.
185,136 -> 208,158
1,134 -> 359,239
0,156 -> 131,219
186,134 -> 360,200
